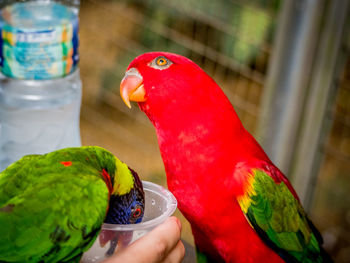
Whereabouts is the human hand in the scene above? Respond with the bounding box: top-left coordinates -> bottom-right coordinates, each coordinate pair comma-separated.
102,216 -> 185,263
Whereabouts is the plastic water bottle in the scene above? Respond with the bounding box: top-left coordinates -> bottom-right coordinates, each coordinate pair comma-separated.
0,0 -> 81,170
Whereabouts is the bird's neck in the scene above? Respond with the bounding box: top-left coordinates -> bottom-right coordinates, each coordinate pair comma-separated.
111,158 -> 135,196
153,100 -> 245,184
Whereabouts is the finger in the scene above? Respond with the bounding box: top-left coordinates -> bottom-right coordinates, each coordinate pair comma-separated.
103,216 -> 182,263
129,216 -> 182,262
163,240 -> 185,263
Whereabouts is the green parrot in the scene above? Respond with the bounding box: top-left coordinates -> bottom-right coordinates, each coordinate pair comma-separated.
0,146 -> 145,263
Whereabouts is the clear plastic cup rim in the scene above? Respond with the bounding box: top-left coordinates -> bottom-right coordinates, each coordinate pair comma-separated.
101,181 -> 177,231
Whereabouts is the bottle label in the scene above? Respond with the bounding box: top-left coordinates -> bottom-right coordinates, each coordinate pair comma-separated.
16,30 -> 57,43
0,2 -> 79,79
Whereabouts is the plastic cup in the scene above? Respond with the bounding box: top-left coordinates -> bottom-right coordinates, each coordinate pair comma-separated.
81,181 -> 177,263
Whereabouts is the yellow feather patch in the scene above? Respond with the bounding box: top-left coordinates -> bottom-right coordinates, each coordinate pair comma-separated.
112,159 -> 134,195
237,171 -> 256,214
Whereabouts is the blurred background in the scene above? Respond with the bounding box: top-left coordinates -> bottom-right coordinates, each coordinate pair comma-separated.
77,0 -> 350,261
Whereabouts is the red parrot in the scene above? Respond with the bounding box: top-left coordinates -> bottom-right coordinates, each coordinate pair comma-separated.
119,52 -> 332,263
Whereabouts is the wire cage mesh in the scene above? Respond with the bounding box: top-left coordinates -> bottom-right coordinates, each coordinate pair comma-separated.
311,37 -> 350,262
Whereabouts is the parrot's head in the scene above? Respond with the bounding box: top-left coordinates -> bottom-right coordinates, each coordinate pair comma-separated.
104,159 -> 145,225
120,52 -> 226,124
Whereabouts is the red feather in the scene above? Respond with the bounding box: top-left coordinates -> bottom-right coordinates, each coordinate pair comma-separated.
101,169 -> 113,196
60,161 -> 72,167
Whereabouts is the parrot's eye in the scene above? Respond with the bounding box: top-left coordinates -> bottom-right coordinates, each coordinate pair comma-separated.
156,57 -> 167,66
130,205 -> 144,222
132,207 -> 142,218
149,56 -> 173,70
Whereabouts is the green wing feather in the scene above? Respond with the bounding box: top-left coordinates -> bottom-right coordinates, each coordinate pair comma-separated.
237,167 -> 323,263
0,147 -> 111,263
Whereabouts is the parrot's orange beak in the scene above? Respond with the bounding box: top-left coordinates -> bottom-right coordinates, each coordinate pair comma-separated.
120,68 -> 146,108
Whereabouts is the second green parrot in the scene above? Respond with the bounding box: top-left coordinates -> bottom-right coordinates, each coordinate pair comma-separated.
0,146 -> 145,263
